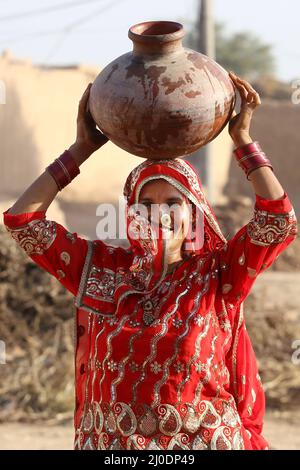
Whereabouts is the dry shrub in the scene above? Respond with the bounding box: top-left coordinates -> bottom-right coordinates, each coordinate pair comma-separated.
0,226 -> 75,423
245,294 -> 300,412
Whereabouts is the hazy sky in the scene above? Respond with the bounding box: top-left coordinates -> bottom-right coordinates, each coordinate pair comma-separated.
0,0 -> 299,82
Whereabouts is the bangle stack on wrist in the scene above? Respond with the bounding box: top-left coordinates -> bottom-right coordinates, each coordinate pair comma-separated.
45,150 -> 80,191
234,141 -> 274,180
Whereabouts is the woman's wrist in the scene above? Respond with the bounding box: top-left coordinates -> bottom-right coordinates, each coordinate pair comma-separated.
68,140 -> 101,166
68,141 -> 95,166
232,133 -> 253,149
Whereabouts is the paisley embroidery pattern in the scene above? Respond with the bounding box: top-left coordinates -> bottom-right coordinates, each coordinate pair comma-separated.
247,207 -> 297,246
6,219 -> 57,255
86,266 -> 116,302
60,251 -> 70,265
75,400 -> 245,450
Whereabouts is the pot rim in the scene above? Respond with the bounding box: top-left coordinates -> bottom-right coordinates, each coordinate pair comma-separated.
128,21 -> 185,44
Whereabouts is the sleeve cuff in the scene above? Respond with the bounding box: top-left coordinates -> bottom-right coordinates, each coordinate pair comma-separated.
255,192 -> 293,214
3,208 -> 47,229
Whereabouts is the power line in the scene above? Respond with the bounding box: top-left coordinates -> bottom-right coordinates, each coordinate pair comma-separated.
43,32 -> 70,63
63,0 -> 124,32
43,0 -> 126,62
0,0 -> 105,22
0,0 -> 126,47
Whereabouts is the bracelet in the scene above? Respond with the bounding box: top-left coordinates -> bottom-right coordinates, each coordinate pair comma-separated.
234,141 -> 274,180
45,150 -> 80,191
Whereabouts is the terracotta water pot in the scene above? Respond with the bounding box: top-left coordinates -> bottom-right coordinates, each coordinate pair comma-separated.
89,21 -> 236,159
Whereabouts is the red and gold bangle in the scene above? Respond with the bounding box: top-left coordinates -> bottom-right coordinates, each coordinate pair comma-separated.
46,150 -> 80,191
234,141 -> 274,180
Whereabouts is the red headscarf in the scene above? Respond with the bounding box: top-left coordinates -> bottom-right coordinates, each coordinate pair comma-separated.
120,158 -> 226,293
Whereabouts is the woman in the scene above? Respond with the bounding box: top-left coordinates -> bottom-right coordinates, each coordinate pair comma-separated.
3,73 -> 297,450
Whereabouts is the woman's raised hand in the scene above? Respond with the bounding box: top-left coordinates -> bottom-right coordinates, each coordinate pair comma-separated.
228,72 -> 261,148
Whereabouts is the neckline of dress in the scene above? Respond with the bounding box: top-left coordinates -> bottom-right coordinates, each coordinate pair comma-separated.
165,256 -> 189,276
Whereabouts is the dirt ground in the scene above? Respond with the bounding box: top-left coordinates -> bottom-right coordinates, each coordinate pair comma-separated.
0,412 -> 299,450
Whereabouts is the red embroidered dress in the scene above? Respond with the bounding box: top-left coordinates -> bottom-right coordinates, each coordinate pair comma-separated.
3,159 -> 297,451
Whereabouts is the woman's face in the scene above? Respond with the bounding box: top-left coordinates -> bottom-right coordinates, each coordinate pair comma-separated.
137,179 -> 192,251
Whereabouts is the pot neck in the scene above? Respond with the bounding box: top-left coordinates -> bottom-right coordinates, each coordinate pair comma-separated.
132,40 -> 184,56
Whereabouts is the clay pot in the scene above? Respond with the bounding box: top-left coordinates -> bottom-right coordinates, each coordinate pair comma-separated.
89,21 -> 235,160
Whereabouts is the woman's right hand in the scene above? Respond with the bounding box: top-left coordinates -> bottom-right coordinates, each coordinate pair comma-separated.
69,83 -> 109,165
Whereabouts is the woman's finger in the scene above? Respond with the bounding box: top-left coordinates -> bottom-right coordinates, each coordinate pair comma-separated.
230,72 -> 258,95
233,75 -> 259,102
85,109 -> 97,129
233,75 -> 261,108
78,83 -> 92,116
229,72 -> 250,103
254,90 -> 261,106
245,89 -> 261,109
235,80 -> 248,103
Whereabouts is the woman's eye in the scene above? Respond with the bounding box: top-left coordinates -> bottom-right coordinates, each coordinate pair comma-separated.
169,200 -> 181,205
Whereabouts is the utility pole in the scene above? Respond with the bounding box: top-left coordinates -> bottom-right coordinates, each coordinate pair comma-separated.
199,0 -> 215,59
186,0 -> 215,203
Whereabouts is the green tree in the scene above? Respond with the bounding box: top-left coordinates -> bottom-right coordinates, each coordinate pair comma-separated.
184,22 -> 276,81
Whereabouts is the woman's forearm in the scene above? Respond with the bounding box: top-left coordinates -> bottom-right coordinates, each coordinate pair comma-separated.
248,166 -> 285,200
7,170 -> 59,215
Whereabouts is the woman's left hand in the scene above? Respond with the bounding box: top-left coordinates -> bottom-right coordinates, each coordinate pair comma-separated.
228,72 -> 261,148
